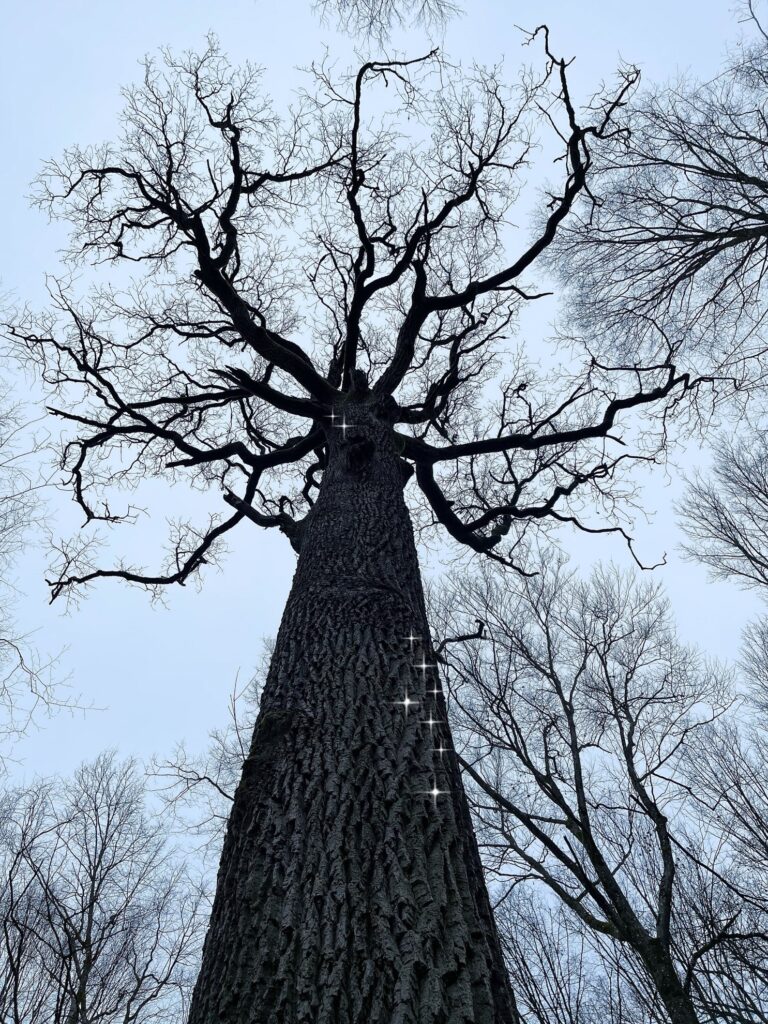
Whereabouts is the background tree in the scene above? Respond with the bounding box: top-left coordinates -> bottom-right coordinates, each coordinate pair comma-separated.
677,425 -> 768,1021
529,7 -> 768,1007
0,751 -> 203,1023
436,558 -> 768,1024
493,891 -> 663,1024
0,383 -> 67,761
680,430 -> 768,594
316,0 -> 459,40
6,29 -> 709,1023
551,1 -> 768,396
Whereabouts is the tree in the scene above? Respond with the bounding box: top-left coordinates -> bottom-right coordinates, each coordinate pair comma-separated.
0,751 -> 203,1023
7,30 -> 703,1023
436,558 -> 768,1024
492,888 -> 673,1024
676,426 -> 768,1018
492,893 -> 608,1024
680,430 -> 768,593
0,384 -> 66,759
551,2 -> 768,393
316,0 -> 459,40
677,426 -> 768,711
680,719 -> 768,1022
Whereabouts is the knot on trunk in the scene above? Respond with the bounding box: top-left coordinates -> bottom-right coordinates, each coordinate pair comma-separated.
245,707 -> 309,771
342,432 -> 376,474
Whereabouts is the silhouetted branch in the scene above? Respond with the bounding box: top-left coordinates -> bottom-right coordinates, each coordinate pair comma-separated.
554,8 -> 768,391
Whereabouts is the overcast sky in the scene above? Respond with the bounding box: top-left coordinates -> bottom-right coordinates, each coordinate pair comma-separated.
1,0 -> 760,782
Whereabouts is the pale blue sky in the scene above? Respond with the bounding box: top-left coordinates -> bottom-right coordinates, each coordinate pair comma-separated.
1,0 -> 759,780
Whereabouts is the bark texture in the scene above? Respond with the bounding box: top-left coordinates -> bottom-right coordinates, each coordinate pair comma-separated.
188,396 -> 518,1024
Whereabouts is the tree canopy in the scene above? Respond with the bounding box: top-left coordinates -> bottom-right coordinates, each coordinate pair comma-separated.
553,3 -> 768,396
316,0 -> 460,40
5,31 -> 703,601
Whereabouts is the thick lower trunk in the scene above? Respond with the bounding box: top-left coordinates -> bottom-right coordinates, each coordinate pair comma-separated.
188,402 -> 517,1024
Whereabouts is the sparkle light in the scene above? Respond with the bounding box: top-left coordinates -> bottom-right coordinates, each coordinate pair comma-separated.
424,783 -> 445,807
394,628 -> 450,807
394,692 -> 419,716
326,410 -> 356,436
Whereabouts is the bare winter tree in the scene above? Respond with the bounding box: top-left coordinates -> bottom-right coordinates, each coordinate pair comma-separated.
529,12 -> 768,1011
0,384 -> 68,759
437,557 -> 768,1024
680,430 -> 768,593
316,0 -> 459,41
677,425 -> 768,707
5,29 -> 712,1023
680,720 -> 768,1022
551,2 -> 768,394
0,751 -> 204,1024
675,424 -> 768,1019
492,893 -> 607,1024
492,888 -> 679,1024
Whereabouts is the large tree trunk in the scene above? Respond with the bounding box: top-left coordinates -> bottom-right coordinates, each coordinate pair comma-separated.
188,396 -> 518,1024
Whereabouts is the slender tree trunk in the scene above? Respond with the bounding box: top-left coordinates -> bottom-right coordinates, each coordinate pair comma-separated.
188,397 -> 518,1024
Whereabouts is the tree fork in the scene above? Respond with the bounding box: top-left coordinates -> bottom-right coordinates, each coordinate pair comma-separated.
188,397 -> 518,1024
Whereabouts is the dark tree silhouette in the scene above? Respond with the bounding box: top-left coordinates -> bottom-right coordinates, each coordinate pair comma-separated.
8,31 -> 704,1024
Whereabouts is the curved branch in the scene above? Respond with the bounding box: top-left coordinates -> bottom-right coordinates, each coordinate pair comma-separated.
402,365 -> 687,463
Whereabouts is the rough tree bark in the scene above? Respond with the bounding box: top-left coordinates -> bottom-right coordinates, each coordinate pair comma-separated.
188,392 -> 518,1024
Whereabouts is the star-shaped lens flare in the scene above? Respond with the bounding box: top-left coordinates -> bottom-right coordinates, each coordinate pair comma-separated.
397,628 -> 451,807
326,410 -> 356,436
413,657 -> 436,677
424,782 -> 446,807
393,692 -> 419,716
